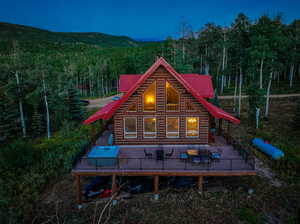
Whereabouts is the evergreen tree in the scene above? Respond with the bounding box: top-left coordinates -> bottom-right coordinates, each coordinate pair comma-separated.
31,108 -> 44,137
0,96 -> 19,142
66,88 -> 85,122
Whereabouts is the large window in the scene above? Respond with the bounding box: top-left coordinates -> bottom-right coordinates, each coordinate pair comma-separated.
143,81 -> 156,111
144,117 -> 156,138
124,117 -> 137,138
186,117 -> 199,137
166,81 -> 179,111
166,117 -> 179,138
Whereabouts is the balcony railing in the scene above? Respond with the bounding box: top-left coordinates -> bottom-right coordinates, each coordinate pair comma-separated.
73,156 -> 255,171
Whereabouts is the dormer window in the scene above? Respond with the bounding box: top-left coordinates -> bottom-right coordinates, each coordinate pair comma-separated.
166,81 -> 179,111
143,81 -> 156,111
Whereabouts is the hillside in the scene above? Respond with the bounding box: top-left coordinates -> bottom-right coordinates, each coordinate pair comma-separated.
0,22 -> 140,48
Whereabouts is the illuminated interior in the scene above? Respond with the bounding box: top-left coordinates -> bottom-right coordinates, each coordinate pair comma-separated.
144,117 -> 156,138
167,117 -> 179,138
166,81 -> 179,111
143,81 -> 156,111
186,117 -> 199,137
124,117 -> 137,138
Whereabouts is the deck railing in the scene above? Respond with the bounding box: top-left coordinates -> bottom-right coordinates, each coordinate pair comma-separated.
73,156 -> 255,171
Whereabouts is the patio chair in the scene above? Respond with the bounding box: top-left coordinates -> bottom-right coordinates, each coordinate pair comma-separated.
210,148 -> 222,160
165,148 -> 174,157
144,149 -> 153,158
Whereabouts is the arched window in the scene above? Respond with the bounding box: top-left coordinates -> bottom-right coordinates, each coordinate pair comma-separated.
143,81 -> 156,111
166,81 -> 179,111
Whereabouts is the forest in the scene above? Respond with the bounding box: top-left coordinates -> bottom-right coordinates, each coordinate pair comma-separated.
0,13 -> 300,223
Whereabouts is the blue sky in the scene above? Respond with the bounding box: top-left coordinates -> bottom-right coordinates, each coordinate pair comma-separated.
0,0 -> 299,40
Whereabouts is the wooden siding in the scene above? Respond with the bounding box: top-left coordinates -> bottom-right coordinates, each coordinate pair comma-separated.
113,66 -> 210,145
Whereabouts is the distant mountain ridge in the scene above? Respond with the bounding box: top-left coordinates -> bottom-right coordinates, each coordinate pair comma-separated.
0,22 -> 140,48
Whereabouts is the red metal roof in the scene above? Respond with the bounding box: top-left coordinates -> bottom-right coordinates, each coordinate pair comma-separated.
83,57 -> 240,125
119,73 -> 214,98
83,100 -> 119,124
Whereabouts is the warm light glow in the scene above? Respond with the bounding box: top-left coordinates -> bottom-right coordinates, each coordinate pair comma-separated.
146,96 -> 155,103
166,82 -> 170,88
188,118 -> 197,123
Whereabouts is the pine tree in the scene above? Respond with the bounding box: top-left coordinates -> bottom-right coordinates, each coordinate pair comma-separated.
0,96 -> 19,142
66,88 -> 85,122
31,108 -> 44,137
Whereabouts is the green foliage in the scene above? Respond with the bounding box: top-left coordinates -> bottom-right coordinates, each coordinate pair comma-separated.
247,84 -> 265,126
0,140 -> 35,170
31,108 -> 44,137
0,122 -> 102,223
238,207 -> 261,224
66,88 -> 85,121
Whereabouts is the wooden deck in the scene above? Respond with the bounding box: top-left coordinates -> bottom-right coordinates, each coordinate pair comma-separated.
72,135 -> 256,177
71,133 -> 256,206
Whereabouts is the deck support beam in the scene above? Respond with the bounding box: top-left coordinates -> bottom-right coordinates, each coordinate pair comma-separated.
111,174 -> 117,205
75,175 -> 82,208
197,176 -> 203,192
153,176 -> 159,200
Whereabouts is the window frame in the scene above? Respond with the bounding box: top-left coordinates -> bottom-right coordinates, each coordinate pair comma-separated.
143,116 -> 157,138
165,80 -> 180,112
143,81 -> 156,112
123,117 -> 137,139
186,117 -> 199,138
166,117 -> 179,138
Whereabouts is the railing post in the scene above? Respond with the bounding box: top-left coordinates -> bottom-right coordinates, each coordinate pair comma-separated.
140,158 -> 142,170
230,159 -> 232,170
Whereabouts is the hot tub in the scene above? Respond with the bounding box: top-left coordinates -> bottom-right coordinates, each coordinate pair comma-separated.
87,146 -> 120,167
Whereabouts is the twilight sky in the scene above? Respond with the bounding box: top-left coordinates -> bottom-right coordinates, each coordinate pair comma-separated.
0,0 -> 300,40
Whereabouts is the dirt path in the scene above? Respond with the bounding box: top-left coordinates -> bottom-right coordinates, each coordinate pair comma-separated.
219,93 -> 300,99
86,93 -> 300,109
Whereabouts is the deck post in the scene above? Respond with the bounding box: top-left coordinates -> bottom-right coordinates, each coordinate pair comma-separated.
75,175 -> 82,209
218,119 -> 223,136
111,174 -> 117,205
197,176 -> 203,192
153,176 -> 159,200
227,122 -> 231,143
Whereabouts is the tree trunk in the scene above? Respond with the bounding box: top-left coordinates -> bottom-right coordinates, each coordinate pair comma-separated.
289,64 -> 294,88
265,71 -> 273,118
15,71 -> 26,138
233,74 -> 238,112
259,57 -> 264,89
238,67 -> 242,118
42,75 -> 51,139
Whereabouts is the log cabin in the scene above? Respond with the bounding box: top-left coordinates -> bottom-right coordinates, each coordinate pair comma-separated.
72,57 -> 255,207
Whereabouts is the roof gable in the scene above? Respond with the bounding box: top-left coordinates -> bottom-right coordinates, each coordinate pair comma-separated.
119,73 -> 214,98
83,57 -> 240,124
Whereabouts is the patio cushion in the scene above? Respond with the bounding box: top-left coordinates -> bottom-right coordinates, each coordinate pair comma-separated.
180,153 -> 188,160
211,153 -> 221,159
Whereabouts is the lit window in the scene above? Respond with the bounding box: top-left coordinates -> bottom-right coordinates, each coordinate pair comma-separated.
128,103 -> 137,112
144,117 -> 156,138
166,81 -> 179,111
124,117 -> 137,138
186,117 -> 199,137
166,117 -> 179,138
143,81 -> 156,111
